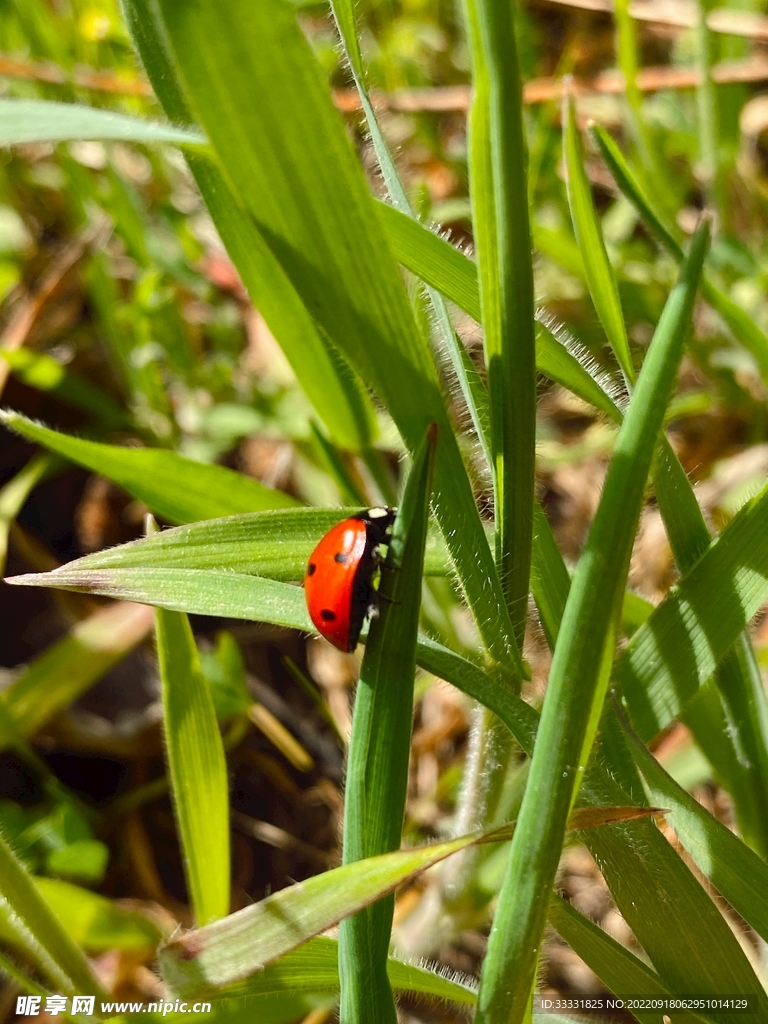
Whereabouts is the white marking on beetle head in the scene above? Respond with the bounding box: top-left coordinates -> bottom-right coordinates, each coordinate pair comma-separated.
367,507 -> 389,518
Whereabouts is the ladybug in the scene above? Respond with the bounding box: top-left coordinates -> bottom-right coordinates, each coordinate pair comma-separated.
304,507 -> 396,652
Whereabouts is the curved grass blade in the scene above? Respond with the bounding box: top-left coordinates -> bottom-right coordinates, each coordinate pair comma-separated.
564,97 -> 634,385
330,0 -> 491,468
475,221 -> 709,1024
141,0 -> 521,676
155,603 -> 230,925
339,426 -> 435,1024
652,441 -> 768,856
0,411 -> 299,522
548,897 -> 709,1024
0,99 -> 205,148
158,807 -> 648,999
376,202 -> 622,422
618,474 -> 768,741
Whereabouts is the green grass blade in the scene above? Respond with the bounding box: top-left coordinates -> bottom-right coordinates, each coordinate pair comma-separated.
548,897 -> 708,1024
653,441 -> 768,856
475,221 -> 709,1024
0,99 -> 204,147
141,0 -> 520,674
20,508 -> 455,581
155,604 -> 230,925
157,809 -> 639,999
620,711 -> 768,944
339,427 -> 435,1024
0,411 -> 299,522
30,879 -> 162,954
376,202 -> 622,422
464,0 -> 537,639
618,475 -> 768,740
590,124 -> 768,382
207,935 -> 477,1007
0,830 -> 101,996
121,0 -> 377,454
564,98 -> 634,384
0,602 -> 153,747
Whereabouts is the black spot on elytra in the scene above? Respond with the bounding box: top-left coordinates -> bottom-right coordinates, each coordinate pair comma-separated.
307,563 -> 316,575
321,609 -> 337,622
334,552 -> 348,563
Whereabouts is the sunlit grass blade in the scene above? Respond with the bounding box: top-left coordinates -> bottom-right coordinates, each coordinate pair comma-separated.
590,124 -> 768,382
0,99 -> 205,147
155,602 -> 230,925
0,602 -> 153,748
376,202 -> 622,421
136,0 -> 520,675
158,807 -> 647,999
0,830 -> 101,996
0,411 -> 299,522
475,220 -> 709,1024
564,96 -> 634,384
18,508 -> 455,581
339,426 -> 435,1024
464,0 -> 536,639
207,935 -> 477,1007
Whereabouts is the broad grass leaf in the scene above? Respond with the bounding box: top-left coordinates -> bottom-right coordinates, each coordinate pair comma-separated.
205,935 -> 477,1008
564,98 -> 634,383
620,711 -> 768,945
139,0 -> 521,674
19,509 -> 454,581
0,411 -> 299,522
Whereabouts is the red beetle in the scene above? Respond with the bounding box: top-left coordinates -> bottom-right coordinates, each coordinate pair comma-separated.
304,507 -> 396,652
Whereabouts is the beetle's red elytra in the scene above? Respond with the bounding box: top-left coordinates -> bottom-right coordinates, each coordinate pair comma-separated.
304,507 -> 396,652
